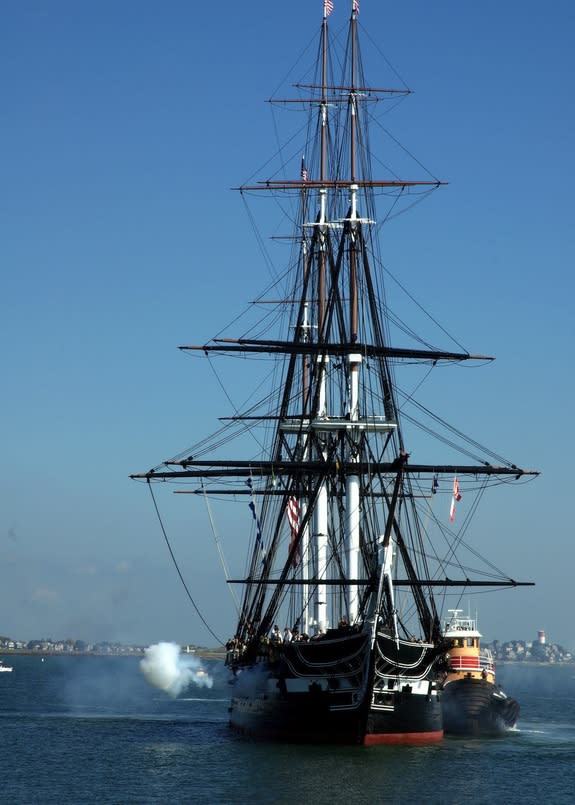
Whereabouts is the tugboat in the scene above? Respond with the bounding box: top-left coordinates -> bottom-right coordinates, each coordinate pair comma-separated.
440,610 -> 519,735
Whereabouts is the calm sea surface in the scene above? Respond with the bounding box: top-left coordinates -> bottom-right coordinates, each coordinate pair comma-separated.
1,655 -> 574,804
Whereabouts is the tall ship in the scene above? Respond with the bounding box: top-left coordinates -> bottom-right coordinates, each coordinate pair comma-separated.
440,610 -> 519,735
132,1 -> 537,745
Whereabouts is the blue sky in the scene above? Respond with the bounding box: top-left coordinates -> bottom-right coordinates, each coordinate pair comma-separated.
2,0 -> 574,650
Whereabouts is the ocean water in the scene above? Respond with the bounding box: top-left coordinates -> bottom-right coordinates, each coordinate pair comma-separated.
1,655 -> 574,804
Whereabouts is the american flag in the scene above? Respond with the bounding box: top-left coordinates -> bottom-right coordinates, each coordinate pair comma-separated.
300,155 -> 308,182
324,0 -> 334,17
352,0 -> 360,14
286,496 -> 301,565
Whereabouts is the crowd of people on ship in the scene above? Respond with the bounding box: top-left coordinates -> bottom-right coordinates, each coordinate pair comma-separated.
225,617 -> 354,666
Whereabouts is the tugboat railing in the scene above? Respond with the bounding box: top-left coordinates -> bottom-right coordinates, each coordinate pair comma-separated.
449,652 -> 495,674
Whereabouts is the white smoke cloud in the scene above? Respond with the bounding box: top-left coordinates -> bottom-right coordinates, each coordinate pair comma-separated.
232,663 -> 270,698
140,642 -> 213,697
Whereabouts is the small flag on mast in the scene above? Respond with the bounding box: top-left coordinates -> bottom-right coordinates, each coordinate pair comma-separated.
324,0 -> 334,17
300,155 -> 308,182
449,476 -> 462,522
352,0 -> 360,14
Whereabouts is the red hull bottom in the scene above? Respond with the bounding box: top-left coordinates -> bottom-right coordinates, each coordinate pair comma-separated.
363,730 -> 443,746
231,725 -> 444,746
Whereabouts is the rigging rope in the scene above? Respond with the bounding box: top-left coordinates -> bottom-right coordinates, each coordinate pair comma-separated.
147,481 -> 224,646
201,483 -> 241,616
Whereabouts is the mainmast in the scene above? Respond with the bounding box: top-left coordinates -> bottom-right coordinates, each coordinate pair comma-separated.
312,1 -> 332,635
346,1 -> 361,624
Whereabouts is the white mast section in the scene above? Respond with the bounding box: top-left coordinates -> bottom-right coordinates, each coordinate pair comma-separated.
300,498 -> 310,636
378,535 -> 399,645
300,242 -> 311,637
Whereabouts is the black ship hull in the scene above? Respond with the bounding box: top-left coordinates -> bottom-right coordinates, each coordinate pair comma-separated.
229,631 -> 443,745
230,684 -> 442,745
441,677 -> 519,736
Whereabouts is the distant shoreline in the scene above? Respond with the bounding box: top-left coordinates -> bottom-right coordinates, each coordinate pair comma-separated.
0,648 -> 227,660
498,659 -> 575,667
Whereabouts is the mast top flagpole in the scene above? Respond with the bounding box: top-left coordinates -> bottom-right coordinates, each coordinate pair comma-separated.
323,0 -> 360,20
